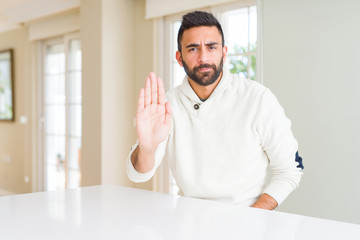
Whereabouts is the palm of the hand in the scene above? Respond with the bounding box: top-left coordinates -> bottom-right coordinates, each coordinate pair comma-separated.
136,73 -> 172,152
137,104 -> 170,148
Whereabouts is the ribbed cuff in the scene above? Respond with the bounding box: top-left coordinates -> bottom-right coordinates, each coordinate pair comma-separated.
263,182 -> 295,206
126,143 -> 155,183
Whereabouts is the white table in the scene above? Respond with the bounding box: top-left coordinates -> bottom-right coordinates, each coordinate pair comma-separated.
0,185 -> 359,239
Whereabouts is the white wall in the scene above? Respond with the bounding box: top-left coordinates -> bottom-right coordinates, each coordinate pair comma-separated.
263,0 -> 360,224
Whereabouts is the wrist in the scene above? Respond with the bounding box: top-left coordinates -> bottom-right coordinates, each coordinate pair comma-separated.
138,145 -> 156,156
251,193 -> 278,210
132,145 -> 156,173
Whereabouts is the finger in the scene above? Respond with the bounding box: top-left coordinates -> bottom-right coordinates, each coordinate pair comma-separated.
164,102 -> 172,126
158,77 -> 165,105
150,72 -> 157,104
137,88 -> 145,112
145,77 -> 151,107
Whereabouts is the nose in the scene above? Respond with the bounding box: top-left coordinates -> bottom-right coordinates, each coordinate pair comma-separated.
198,48 -> 210,64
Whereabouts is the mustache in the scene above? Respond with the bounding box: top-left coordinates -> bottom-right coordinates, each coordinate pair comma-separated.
194,64 -> 216,71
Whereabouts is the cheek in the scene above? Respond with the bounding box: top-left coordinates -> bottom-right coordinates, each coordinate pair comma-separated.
210,52 -> 223,64
183,55 -> 198,66
215,50 -> 224,58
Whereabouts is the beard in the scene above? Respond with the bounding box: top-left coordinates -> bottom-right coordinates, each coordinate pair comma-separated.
182,57 -> 224,86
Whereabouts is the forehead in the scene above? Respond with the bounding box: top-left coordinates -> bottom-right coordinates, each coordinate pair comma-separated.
181,26 -> 222,45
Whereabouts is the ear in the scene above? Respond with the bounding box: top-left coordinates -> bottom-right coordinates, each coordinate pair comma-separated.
222,46 -> 228,62
176,51 -> 183,67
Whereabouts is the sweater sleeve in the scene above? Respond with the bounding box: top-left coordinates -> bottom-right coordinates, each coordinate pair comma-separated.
126,138 -> 168,183
257,89 -> 303,205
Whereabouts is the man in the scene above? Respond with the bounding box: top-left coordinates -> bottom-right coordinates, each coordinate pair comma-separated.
126,11 -> 303,210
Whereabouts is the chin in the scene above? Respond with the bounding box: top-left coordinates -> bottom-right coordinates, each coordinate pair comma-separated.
196,78 -> 217,86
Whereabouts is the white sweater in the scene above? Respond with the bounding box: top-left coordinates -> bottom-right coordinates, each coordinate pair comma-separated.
126,70 -> 303,206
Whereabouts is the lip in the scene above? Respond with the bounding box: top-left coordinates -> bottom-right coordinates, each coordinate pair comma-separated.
197,67 -> 212,72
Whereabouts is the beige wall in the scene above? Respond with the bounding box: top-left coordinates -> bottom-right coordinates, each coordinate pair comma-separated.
80,0 -> 102,186
132,0 -> 155,191
81,0 -> 152,188
0,28 -> 32,194
101,0 -> 134,186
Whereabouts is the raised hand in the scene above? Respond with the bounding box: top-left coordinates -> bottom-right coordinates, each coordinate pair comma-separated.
132,72 -> 172,172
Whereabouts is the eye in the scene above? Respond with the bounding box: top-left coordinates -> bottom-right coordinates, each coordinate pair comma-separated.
209,46 -> 216,50
189,48 -> 197,52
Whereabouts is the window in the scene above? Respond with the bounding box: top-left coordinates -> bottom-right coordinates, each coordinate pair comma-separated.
221,5 -> 257,80
41,34 -> 82,191
163,1 -> 259,195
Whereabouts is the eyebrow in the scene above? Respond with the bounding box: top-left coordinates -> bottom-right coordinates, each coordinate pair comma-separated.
185,42 -> 219,49
206,42 -> 219,47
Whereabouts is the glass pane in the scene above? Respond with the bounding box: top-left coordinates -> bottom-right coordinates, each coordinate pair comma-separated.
225,8 -> 249,51
45,135 -> 66,165
45,165 -> 62,191
68,72 -> 82,104
69,104 -> 82,137
249,6 -> 257,48
45,44 -> 65,75
68,40 -> 82,71
228,55 -> 249,78
44,74 -> 65,104
68,137 -> 81,170
45,105 -> 66,135
45,135 -> 66,191
249,54 -> 256,80
68,39 -> 82,189
68,168 -> 81,189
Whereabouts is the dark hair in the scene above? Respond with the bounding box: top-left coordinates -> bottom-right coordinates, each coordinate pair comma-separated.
177,11 -> 225,52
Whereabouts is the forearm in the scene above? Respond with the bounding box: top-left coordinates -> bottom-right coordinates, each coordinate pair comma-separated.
131,145 -> 156,173
251,193 -> 278,210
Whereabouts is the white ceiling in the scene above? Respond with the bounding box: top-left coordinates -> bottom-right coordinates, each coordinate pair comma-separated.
0,0 -> 80,33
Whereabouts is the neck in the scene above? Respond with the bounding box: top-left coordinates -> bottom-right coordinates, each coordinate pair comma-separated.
188,72 -> 223,100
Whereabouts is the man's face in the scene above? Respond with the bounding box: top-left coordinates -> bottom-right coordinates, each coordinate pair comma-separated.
176,26 -> 227,86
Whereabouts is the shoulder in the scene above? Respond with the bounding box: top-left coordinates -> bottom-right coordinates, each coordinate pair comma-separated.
239,75 -> 266,91
227,73 -> 267,101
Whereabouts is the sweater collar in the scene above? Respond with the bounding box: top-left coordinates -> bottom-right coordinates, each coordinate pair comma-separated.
179,68 -> 232,103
